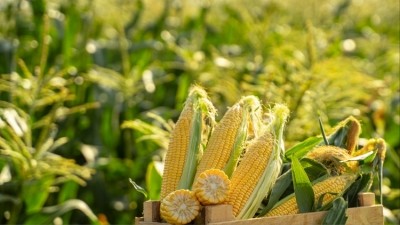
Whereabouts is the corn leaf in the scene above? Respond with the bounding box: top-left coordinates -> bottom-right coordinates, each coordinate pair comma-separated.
129,178 -> 148,199
343,173 -> 371,207
24,199 -> 99,225
146,161 -> 162,200
322,197 -> 348,225
285,136 -> 322,161
292,157 -> 314,213
23,176 -> 54,214
257,169 -> 293,216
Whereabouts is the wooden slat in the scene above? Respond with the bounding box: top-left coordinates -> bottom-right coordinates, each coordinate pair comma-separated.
136,193 -> 384,225
209,205 -> 384,225
143,201 -> 161,222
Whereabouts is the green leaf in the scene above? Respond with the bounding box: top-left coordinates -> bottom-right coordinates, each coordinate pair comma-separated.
146,161 -> 162,200
341,151 -> 375,163
23,176 -> 54,214
301,158 -> 329,181
322,197 -> 348,225
129,178 -> 148,199
292,157 -> 314,213
258,169 -> 293,216
24,199 -> 99,225
285,136 -> 322,161
343,174 -> 371,207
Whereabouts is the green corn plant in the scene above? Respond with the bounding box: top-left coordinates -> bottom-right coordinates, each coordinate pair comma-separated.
0,13 -> 99,224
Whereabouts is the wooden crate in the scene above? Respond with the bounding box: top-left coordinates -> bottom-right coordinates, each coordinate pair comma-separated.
135,192 -> 384,225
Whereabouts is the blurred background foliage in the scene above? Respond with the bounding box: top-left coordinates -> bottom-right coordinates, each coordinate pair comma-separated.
0,0 -> 398,224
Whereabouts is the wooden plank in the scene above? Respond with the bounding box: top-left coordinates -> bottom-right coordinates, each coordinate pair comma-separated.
358,192 -> 375,206
209,205 -> 384,225
143,201 -> 161,222
204,205 -> 235,224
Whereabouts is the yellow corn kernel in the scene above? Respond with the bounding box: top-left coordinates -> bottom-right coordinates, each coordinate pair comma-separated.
195,96 -> 262,179
305,145 -> 359,175
160,189 -> 200,225
265,174 -> 357,217
193,169 -> 231,205
160,86 -> 216,200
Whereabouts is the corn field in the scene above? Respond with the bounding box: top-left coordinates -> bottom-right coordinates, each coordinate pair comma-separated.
0,0 -> 399,224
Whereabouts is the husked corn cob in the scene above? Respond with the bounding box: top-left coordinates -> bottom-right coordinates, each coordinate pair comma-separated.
195,96 -> 262,179
265,174 -> 357,217
193,169 -> 230,205
226,104 -> 289,219
160,189 -> 200,225
304,145 -> 359,175
160,86 -> 216,199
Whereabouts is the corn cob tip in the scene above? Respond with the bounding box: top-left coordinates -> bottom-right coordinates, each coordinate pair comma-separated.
305,145 -> 359,175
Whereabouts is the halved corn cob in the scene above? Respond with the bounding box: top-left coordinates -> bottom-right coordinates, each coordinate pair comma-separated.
304,145 -> 359,175
193,169 -> 231,205
265,174 -> 357,217
160,189 -> 200,225
226,104 -> 289,219
195,96 -> 262,179
160,85 -> 216,200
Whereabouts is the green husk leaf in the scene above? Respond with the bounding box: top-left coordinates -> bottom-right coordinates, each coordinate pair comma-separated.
178,85 -> 216,189
178,101 -> 203,189
285,136 -> 322,160
292,157 -> 314,213
224,95 -> 262,177
343,174 -> 371,207
257,169 -> 293,216
322,197 -> 348,225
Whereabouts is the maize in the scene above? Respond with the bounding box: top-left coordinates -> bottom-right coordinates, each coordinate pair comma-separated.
304,145 -> 359,175
327,116 -> 361,155
195,96 -> 262,179
160,189 -> 200,225
160,85 -> 216,199
352,138 -> 386,160
265,174 -> 357,217
193,169 -> 231,205
226,104 -> 289,219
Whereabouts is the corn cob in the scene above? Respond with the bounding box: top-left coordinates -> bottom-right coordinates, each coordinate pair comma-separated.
226,104 -> 289,219
327,116 -> 361,155
304,145 -> 359,175
195,96 -> 262,179
160,189 -> 200,225
193,169 -> 231,205
160,85 -> 216,199
352,138 -> 386,159
265,174 -> 357,217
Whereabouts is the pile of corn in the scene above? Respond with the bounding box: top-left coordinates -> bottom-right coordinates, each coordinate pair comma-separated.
155,85 -> 386,225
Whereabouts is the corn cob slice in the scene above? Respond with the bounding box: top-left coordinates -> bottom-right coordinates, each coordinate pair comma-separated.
265,174 -> 357,217
304,145 -> 359,175
226,104 -> 289,219
195,95 -> 262,179
193,169 -> 231,205
160,85 -> 216,199
160,189 -> 200,225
